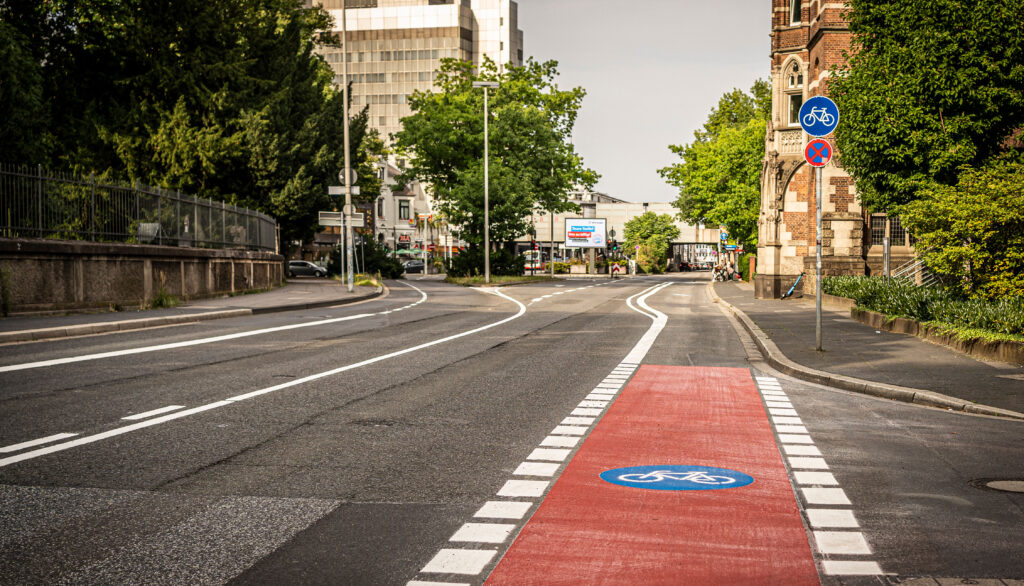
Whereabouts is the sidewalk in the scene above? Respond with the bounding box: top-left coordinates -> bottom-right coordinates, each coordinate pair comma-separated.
712,281 -> 1024,419
0,279 -> 382,344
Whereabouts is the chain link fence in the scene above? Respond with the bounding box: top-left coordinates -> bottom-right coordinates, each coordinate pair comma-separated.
0,164 -> 277,252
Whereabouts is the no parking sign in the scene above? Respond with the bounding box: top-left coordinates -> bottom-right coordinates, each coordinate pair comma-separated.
804,139 -> 833,168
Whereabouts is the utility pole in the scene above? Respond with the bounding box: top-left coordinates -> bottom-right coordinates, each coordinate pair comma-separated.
342,2 -> 354,292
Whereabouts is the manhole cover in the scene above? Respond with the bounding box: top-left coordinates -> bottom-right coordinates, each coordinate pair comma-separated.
970,478 -> 1024,493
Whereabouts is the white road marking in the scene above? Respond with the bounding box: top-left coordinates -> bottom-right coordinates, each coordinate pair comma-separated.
801,487 -> 852,505
497,480 -> 549,497
561,416 -> 594,426
806,508 -> 859,528
782,444 -> 822,456
409,581 -> 470,586
121,405 -> 186,421
577,400 -> 608,408
420,549 -> 497,575
571,408 -> 603,417
527,448 -> 571,462
513,462 -> 560,476
540,435 -> 579,448
1,283 -> 430,373
474,501 -> 532,520
450,523 -> 516,544
770,408 -> 800,417
0,432 -> 78,453
551,425 -> 588,436
793,471 -> 838,485
813,531 -> 872,555
821,560 -> 884,575
0,287 -> 527,468
775,424 -> 808,434
788,456 -> 830,469
585,394 -> 614,401
773,416 -> 803,425
778,433 -> 814,444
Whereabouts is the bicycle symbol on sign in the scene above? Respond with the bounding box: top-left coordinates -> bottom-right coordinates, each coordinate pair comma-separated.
617,469 -> 737,485
802,107 -> 836,128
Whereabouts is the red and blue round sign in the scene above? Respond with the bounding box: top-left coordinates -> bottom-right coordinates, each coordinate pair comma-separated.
804,139 -> 833,168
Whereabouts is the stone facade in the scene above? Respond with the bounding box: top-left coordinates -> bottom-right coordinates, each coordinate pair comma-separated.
756,0 -> 870,299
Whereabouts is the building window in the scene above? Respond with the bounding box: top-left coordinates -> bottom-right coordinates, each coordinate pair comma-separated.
789,94 -> 803,126
870,215 -> 886,246
790,0 -> 802,24
399,200 -> 411,220
871,214 -> 914,247
377,198 -> 384,218
787,62 -> 803,89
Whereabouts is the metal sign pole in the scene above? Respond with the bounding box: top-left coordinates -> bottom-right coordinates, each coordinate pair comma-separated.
342,3 -> 354,292
816,165 -> 823,352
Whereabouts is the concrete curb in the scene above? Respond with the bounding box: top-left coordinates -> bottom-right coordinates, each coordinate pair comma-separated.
707,281 -> 1024,422
0,286 -> 384,345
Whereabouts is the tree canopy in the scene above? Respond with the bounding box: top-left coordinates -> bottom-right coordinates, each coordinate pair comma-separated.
0,0 -> 380,246
830,0 -> 1024,211
623,212 -> 680,274
393,57 -> 598,254
659,80 -> 770,247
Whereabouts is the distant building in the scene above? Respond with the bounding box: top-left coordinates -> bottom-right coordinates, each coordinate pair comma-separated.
314,0 -> 524,142
515,190 -> 723,266
757,0 -> 914,298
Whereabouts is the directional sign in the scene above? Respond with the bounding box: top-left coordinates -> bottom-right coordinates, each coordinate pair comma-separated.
599,465 -> 755,491
799,96 -> 839,137
328,185 -> 360,196
804,138 -> 833,168
318,211 -> 364,227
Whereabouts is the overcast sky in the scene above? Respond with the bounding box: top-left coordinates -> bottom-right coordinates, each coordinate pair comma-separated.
514,0 -> 770,203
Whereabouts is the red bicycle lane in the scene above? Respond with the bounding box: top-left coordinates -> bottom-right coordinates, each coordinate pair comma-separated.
485,365 -> 820,585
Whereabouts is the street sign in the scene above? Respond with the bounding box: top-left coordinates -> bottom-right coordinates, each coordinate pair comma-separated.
799,96 -> 840,137
599,465 -> 755,491
720,232 -> 728,241
804,138 -> 833,168
725,244 -> 738,251
318,211 -> 364,227
337,169 -> 358,185
328,185 -> 360,196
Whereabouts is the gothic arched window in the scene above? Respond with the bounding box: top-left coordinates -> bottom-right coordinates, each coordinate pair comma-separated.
784,60 -> 804,126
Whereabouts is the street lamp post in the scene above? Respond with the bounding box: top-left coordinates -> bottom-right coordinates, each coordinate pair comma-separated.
472,80 -> 499,284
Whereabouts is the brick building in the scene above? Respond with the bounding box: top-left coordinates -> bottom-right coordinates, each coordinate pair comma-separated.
755,0 -> 914,298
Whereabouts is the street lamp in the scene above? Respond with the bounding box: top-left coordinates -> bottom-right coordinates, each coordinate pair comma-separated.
472,80 -> 499,284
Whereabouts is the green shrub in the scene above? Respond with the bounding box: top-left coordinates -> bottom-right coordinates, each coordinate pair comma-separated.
738,252 -> 757,281
822,275 -> 1024,336
445,247 -> 524,277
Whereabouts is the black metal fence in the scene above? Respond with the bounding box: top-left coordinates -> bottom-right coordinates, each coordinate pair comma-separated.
0,164 -> 277,252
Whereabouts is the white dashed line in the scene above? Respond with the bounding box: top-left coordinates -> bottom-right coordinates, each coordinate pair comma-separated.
121,405 -> 186,420
514,462 -> 560,476
497,480 -> 549,497
450,523 -> 516,544
756,376 -> 883,576
420,549 -> 497,575
0,433 -> 78,453
474,501 -> 533,520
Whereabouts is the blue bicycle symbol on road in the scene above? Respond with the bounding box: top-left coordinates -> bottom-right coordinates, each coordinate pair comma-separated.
600,465 -> 755,491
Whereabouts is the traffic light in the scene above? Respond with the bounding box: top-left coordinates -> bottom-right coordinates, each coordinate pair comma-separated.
611,239 -> 618,251
531,239 -> 537,250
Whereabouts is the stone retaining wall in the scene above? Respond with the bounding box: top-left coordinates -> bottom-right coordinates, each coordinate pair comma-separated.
0,239 -> 283,313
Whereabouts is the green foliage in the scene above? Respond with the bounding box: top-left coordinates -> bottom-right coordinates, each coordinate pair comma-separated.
738,252 -> 757,282
830,0 -> 1024,211
623,212 -> 679,272
660,80 -> 770,246
823,276 -> 1024,336
361,237 -> 404,279
0,0 -> 377,246
394,57 -> 596,276
445,248 -> 525,278
149,287 -> 179,309
899,161 -> 1024,300
0,20 -> 48,163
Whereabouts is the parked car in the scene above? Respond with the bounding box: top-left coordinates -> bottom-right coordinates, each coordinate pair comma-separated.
288,260 -> 327,278
403,259 -> 425,274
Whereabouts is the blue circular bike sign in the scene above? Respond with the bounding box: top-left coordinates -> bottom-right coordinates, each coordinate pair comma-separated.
600,465 -> 754,491
799,96 -> 840,137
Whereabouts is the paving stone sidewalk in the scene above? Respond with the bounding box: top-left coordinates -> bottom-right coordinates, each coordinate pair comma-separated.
715,281 -> 1024,415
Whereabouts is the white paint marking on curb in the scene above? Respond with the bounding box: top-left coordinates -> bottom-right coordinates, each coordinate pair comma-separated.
577,400 -> 608,408
121,405 -> 186,421
551,425 -> 588,436
772,415 -> 803,425
801,487 -> 852,505
778,433 -> 814,444
788,456 -> 830,470
561,416 -> 594,426
540,435 -> 579,448
571,408 -> 603,417
527,448 -> 571,462
0,433 -> 79,453
782,444 -> 822,456
794,471 -> 838,485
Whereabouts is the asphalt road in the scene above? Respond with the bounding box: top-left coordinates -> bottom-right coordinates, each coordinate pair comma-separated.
1,274 -> 1021,585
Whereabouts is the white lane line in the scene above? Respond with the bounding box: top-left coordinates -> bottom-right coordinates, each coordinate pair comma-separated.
814,531 -> 872,555
497,480 -> 549,497
551,425 -> 588,436
450,523 -> 516,544
770,408 -> 800,417
782,444 -> 822,456
121,405 -> 186,421
0,432 -> 79,453
622,282 -> 672,363
775,425 -> 808,434
1,283 -> 430,373
420,549 -> 497,575
806,509 -> 859,528
822,561 -> 885,576
571,408 -> 603,417
474,501 -> 532,520
585,394 -> 614,401
561,416 -> 594,426
778,434 -> 814,444
577,400 -> 608,408
513,462 -> 560,476
0,288 -> 526,469
773,416 -> 803,425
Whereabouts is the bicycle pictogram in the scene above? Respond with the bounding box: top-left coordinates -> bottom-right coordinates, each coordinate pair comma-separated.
802,107 -> 835,128
617,470 -> 737,485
